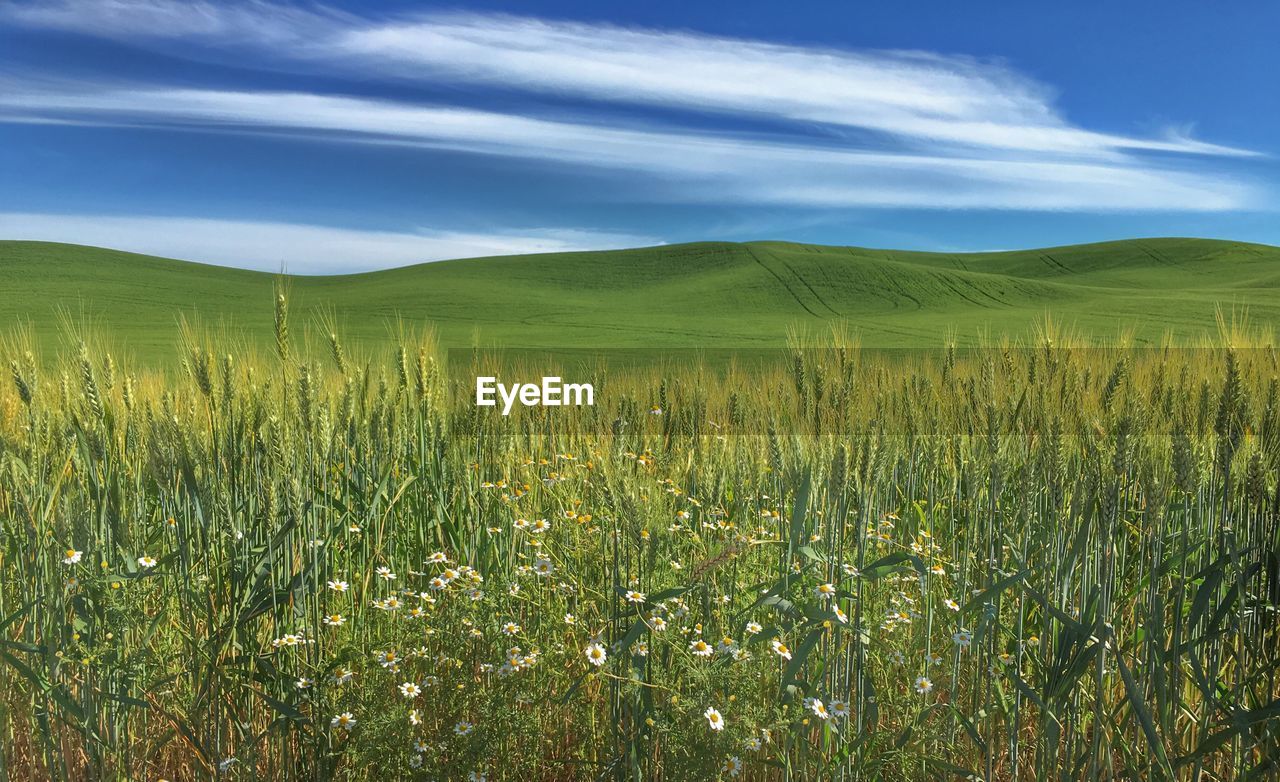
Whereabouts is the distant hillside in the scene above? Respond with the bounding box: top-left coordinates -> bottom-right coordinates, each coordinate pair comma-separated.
0,238 -> 1277,361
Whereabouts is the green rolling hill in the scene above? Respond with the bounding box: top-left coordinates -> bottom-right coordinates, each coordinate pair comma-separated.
0,237 -> 1277,363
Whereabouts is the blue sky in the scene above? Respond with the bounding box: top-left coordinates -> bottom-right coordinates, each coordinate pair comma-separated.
1,0 -> 1277,272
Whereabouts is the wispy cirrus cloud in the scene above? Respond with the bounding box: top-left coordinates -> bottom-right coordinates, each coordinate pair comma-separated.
0,83 -> 1254,211
0,212 -> 659,272
0,0 -> 1265,218
324,13 -> 1255,160
1,0 -> 1255,160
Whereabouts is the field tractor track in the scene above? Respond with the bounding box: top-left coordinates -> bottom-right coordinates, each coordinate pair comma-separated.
743,245 -> 826,319
759,247 -> 842,317
930,272 -> 1004,309
1135,241 -> 1188,270
1040,253 -> 1072,274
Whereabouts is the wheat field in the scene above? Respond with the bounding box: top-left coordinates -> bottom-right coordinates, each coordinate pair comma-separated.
0,301 -> 1277,780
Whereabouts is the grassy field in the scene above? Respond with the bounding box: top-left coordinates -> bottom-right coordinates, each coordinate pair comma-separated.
2,238 -> 1280,362
0,300 -> 1277,779
1,242 -> 1278,779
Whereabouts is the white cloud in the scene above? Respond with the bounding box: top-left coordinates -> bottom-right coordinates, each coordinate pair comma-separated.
0,213 -> 659,272
0,1 -> 1256,159
0,0 -> 346,45
329,14 -> 1256,159
0,2 -> 1264,213
0,84 -> 1254,211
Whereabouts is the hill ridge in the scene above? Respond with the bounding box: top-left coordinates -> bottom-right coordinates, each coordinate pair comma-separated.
1,238 -> 1277,359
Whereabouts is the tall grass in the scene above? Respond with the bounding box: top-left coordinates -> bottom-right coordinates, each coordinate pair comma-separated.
0,308 -> 1277,780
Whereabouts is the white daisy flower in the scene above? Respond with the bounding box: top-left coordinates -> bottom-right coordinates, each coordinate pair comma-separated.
399,682 -> 422,699
806,697 -> 830,719
704,706 -> 725,731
